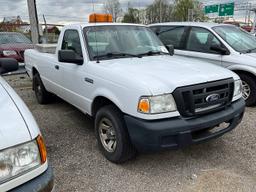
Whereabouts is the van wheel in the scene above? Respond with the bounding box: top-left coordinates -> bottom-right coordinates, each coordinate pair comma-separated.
239,73 -> 256,106
95,105 -> 136,163
33,73 -> 52,104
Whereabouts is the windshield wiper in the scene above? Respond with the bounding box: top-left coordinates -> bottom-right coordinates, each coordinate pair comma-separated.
245,47 -> 256,53
138,51 -> 169,57
93,52 -> 141,60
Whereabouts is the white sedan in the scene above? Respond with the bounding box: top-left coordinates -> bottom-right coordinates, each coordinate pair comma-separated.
0,58 -> 54,191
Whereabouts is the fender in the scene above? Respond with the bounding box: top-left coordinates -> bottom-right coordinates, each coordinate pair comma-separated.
24,49 -> 40,78
227,65 -> 256,76
90,87 -> 125,115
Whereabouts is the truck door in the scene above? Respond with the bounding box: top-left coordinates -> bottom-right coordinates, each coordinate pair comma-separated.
174,27 -> 222,66
57,29 -> 90,113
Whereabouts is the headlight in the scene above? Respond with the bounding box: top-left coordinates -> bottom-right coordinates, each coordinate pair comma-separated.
138,94 -> 177,114
3,50 -> 17,56
233,80 -> 242,98
0,135 -> 47,184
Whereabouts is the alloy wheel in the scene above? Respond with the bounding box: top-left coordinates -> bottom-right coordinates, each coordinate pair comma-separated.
99,117 -> 117,153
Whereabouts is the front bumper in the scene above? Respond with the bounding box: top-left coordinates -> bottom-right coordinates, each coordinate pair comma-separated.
124,99 -> 245,152
9,166 -> 54,192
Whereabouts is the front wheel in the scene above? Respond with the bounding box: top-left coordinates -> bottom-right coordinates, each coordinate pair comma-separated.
95,105 -> 136,163
239,73 -> 256,106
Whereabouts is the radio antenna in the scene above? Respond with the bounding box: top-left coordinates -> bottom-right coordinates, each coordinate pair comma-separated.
92,0 -> 100,63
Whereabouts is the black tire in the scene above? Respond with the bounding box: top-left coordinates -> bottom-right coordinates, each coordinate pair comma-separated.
33,73 -> 52,104
239,73 -> 256,106
95,105 -> 136,163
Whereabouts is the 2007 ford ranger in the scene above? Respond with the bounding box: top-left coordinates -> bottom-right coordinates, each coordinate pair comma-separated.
24,22 -> 245,163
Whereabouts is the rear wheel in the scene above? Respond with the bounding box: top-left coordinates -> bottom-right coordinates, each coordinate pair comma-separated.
33,73 -> 52,104
95,105 -> 136,163
239,73 -> 256,106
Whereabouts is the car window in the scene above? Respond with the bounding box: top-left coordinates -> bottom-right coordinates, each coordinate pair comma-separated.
186,27 -> 222,54
61,30 -> 83,57
156,26 -> 185,49
0,33 -> 31,44
149,26 -> 159,34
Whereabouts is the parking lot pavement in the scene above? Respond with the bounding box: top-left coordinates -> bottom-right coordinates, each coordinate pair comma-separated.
4,74 -> 256,192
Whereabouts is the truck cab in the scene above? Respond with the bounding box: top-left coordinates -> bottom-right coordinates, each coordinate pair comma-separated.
25,20 -> 245,163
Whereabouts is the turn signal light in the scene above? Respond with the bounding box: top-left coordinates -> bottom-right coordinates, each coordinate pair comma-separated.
138,98 -> 150,113
36,135 -> 47,164
89,13 -> 113,23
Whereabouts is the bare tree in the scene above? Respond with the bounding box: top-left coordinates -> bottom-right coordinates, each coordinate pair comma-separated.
104,0 -> 122,22
145,0 -> 173,24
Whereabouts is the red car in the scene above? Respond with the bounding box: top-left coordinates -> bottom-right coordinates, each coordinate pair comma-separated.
0,32 -> 34,62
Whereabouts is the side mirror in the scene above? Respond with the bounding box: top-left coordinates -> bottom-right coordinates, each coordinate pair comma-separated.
0,58 -> 18,75
165,45 -> 174,56
58,50 -> 83,65
210,44 -> 229,55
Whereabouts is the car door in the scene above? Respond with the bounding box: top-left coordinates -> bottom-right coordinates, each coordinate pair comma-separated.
57,29 -> 91,113
176,27 -> 223,66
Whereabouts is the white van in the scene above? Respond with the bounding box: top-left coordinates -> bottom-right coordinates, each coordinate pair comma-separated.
150,22 -> 256,106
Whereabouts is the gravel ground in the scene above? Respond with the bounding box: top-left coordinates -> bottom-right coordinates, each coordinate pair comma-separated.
4,74 -> 256,192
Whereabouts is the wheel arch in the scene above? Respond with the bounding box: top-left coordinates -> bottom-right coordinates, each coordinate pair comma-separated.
232,69 -> 256,81
91,96 -> 123,117
228,65 -> 256,78
31,67 -> 40,90
32,67 -> 39,76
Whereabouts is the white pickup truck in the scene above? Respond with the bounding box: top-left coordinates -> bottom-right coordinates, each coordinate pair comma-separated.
25,23 -> 245,163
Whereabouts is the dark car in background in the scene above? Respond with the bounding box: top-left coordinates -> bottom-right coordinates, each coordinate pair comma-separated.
0,32 -> 34,62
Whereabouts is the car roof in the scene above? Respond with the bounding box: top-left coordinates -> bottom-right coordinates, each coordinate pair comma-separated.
0,32 -> 23,34
149,22 -> 232,29
65,22 -> 146,29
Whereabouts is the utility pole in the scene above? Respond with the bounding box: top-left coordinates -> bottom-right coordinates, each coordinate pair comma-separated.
43,14 -> 48,43
251,8 -> 256,33
188,9 -> 194,22
248,3 -> 252,25
27,0 -> 39,44
160,0 -> 162,23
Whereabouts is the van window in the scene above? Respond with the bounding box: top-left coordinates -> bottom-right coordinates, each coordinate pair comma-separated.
62,30 -> 83,57
186,27 -> 222,54
214,25 -> 256,53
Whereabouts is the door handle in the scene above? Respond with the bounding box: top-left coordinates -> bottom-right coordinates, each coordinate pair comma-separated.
55,65 -> 59,70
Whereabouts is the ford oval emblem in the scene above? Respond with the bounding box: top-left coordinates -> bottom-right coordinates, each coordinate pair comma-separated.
206,94 -> 220,102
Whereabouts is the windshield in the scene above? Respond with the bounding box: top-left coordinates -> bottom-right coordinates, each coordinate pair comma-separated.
213,25 -> 256,53
84,25 -> 169,60
0,33 -> 32,44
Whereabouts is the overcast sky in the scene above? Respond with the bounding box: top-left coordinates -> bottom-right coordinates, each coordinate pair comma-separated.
0,0 -> 255,24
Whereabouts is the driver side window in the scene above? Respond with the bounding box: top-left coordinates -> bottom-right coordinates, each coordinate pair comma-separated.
61,30 -> 83,57
186,27 -> 222,54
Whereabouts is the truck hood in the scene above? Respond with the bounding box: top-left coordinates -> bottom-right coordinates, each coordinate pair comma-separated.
0,79 -> 31,150
99,55 -> 238,95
